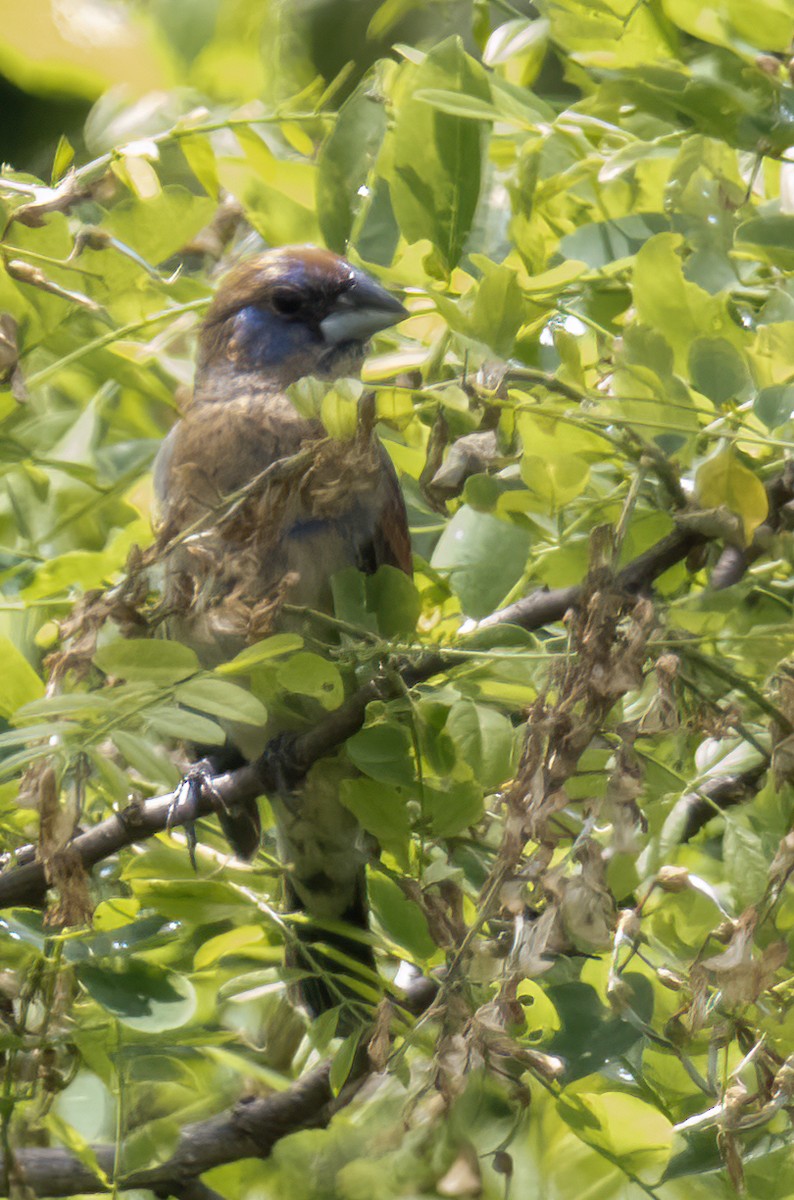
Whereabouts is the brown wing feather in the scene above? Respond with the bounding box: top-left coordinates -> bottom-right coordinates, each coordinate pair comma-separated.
372,448 -> 413,576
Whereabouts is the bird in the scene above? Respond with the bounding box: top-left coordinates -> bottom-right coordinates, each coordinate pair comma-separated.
152,245 -> 410,1021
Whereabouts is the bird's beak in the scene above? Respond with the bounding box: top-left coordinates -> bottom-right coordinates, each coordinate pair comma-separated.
319,269 -> 407,346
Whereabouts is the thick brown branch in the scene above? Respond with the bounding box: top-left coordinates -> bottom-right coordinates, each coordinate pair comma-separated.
2,1057 -> 368,1198
0,525 -> 707,910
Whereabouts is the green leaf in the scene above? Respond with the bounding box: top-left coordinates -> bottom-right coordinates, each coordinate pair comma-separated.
445,700 -> 514,791
346,722 -> 415,786
688,337 -> 751,404
0,638 -> 44,719
173,677 -> 267,726
431,507 -> 532,619
414,89 -> 510,123
331,568 -> 379,635
723,819 -> 770,909
632,233 -> 745,374
321,384 -> 359,441
194,925 -> 266,970
77,960 -> 197,1032
521,453 -> 590,509
557,1091 -> 673,1173
94,640 -> 199,685
144,706 -> 226,745
423,779 -> 484,837
51,135 -> 75,183
387,37 -> 489,269
110,731 -> 182,786
339,778 -> 410,864
218,130 -> 321,246
546,978 -> 652,1080
737,215 -> 794,269
127,879 -> 249,924
329,1029 -> 361,1096
368,873 -> 436,960
215,634 -> 304,675
754,384 -> 794,429
468,258 -> 528,357
276,652 -> 344,710
46,1109 -> 110,1187
179,133 -> 219,199
102,185 -> 215,265
317,74 -> 388,253
462,473 -> 499,511
560,213 -> 671,271
695,449 -> 768,545
365,565 -> 421,639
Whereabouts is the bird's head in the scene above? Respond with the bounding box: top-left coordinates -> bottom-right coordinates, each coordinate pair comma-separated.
195,246 -> 406,394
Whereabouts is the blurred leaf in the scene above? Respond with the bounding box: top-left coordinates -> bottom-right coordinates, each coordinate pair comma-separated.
365,564 -> 421,639
754,384 -> 794,429
144,706 -> 226,744
194,925 -> 266,970
423,778 -> 483,837
431,507 -> 532,619
103,186 -> 215,265
737,215 -> 794,269
688,337 -> 751,405
77,960 -> 197,1032
94,640 -> 198,685
215,634 -> 304,675
557,1090 -> 673,1174
445,700 -> 513,791
174,677 -> 267,726
340,777 -> 410,864
0,638 -> 44,719
110,731 -> 182,786
317,74 -> 388,253
276,652 -> 344,710
546,978 -> 652,1080
347,721 -> 415,786
387,37 -> 489,269
695,449 -> 768,544
368,872 -> 435,960
633,233 -> 745,373
219,129 -> 321,246
328,1028 -> 359,1096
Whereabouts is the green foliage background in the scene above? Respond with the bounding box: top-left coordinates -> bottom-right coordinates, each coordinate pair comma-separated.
0,1 -> 793,1197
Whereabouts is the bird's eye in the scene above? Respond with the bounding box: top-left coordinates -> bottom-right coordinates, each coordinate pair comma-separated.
271,288 -> 304,316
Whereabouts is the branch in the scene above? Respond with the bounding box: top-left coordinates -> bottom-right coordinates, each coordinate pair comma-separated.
0,526 -> 707,910
710,466 -> 794,589
678,763 -> 769,842
2,1056 -> 369,1198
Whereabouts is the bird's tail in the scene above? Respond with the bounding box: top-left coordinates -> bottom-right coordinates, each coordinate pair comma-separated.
218,799 -> 261,861
284,871 -> 379,1023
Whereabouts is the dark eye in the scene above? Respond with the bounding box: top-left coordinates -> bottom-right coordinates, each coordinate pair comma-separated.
271,287 -> 304,316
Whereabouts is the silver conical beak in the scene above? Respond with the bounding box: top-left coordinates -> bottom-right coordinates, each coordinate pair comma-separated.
319,269 -> 407,346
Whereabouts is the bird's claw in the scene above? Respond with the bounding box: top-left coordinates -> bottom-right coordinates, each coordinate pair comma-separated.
167,760 -> 221,871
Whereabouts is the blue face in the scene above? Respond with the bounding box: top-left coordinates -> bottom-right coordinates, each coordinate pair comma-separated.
231,304 -> 323,373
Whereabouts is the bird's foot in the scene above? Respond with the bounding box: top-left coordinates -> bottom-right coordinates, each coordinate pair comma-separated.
167,759 -> 222,871
256,732 -> 304,798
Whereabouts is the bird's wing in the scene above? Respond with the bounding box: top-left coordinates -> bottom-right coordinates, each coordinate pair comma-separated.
367,446 -> 413,576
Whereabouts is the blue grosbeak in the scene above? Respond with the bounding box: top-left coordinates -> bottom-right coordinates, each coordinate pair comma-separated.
153,246 -> 409,1017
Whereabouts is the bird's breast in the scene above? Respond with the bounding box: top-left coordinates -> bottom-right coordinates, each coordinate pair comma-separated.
154,389 -> 387,662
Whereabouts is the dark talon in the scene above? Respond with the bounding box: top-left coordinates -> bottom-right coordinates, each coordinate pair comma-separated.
167,760 -> 221,871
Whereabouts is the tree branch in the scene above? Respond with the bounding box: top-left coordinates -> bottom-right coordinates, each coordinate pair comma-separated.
0,526 -> 707,910
1,1056 -> 370,1197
